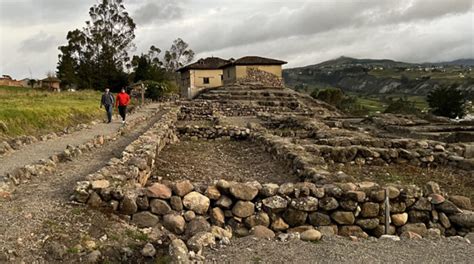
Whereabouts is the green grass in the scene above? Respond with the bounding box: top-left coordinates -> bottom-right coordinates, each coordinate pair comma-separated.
351,94 -> 430,115
0,85 -> 103,139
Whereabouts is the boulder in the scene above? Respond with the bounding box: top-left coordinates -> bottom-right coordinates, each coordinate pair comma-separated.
185,217 -> 211,237
356,218 -> 379,230
216,195 -> 233,209
449,196 -> 472,210
229,183 -> 258,201
232,201 -> 255,218
391,213 -> 408,226
331,211 -> 355,225
163,214 -> 186,234
250,225 -> 275,239
290,197 -> 318,212
173,180 -> 194,197
338,225 -> 368,238
308,212 -> 332,226
119,193 -> 138,215
300,229 -> 322,241
449,211 -> 474,228
361,202 -> 379,218
318,197 -> 339,211
150,199 -> 171,215
146,183 -> 172,199
132,212 -> 159,228
436,200 -> 462,214
244,212 -> 270,228
169,239 -> 189,264
260,183 -> 279,197
283,208 -> 308,227
262,196 -> 288,211
183,192 -> 210,215
187,232 -> 216,252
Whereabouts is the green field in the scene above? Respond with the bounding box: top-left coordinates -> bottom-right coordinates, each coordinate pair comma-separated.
354,94 -> 429,114
0,86 -> 103,139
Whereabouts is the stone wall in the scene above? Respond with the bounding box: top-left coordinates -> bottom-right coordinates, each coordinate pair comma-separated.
237,67 -> 284,87
177,125 -> 251,140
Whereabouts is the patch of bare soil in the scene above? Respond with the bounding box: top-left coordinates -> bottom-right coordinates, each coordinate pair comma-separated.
334,164 -> 474,202
153,139 -> 298,184
204,236 -> 474,264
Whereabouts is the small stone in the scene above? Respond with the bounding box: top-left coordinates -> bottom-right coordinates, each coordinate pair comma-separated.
163,214 -> 186,234
173,180 -> 194,197
338,225 -> 368,238
210,226 -> 233,240
87,192 -> 103,208
439,212 -> 451,228
429,194 -> 445,205
412,197 -> 432,211
141,243 -> 156,257
91,180 -> 110,190
356,218 -> 379,230
400,231 -> 422,240
185,217 -> 211,237
132,212 -> 159,228
300,229 -> 322,241
184,211 -> 196,222
317,225 -> 337,237
250,225 -> 275,239
170,196 -> 183,211
120,194 -> 138,215
146,183 -> 172,199
408,210 -> 430,223
339,199 -> 358,211
290,197 -> 319,212
183,192 -> 210,215
379,235 -> 400,241
346,191 -> 366,202
373,225 -> 396,238
465,232 -> 474,244
149,199 -> 171,215
232,201 -> 255,218
319,197 -> 339,211
229,183 -> 258,201
278,183 -> 294,196
331,211 -> 355,225
398,223 -> 427,237
283,208 -> 308,227
391,213 -> 408,226
424,181 -> 441,195
426,228 -> 441,239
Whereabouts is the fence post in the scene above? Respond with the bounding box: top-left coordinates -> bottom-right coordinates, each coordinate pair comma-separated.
384,187 -> 390,234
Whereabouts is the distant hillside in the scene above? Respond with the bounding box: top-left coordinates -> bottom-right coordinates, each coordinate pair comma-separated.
283,57 -> 474,97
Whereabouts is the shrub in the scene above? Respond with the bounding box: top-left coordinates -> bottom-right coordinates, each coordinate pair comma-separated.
427,84 -> 466,118
384,98 -> 421,115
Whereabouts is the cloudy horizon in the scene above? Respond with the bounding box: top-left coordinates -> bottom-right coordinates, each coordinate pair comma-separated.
0,0 -> 473,79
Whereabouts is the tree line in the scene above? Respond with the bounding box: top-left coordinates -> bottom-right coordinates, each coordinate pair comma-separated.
56,0 -> 194,93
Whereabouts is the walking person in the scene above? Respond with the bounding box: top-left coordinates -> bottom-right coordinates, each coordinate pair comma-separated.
100,88 -> 115,123
116,88 -> 130,124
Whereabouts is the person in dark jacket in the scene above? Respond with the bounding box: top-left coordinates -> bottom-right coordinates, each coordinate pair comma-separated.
116,88 -> 130,124
100,88 -> 115,123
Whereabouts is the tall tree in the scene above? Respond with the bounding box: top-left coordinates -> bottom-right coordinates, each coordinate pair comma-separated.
131,45 -> 166,83
57,0 -> 135,90
163,38 -> 195,72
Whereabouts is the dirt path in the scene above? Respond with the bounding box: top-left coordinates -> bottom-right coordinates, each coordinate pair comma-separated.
0,104 -> 159,178
0,107 -> 167,263
204,236 -> 474,264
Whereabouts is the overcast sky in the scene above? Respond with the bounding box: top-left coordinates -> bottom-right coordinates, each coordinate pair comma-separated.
0,0 -> 473,79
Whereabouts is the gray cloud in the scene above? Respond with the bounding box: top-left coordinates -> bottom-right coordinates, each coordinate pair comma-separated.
133,0 -> 186,25
19,32 -> 57,53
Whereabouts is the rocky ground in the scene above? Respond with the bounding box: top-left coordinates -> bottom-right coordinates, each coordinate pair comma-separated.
204,236 -> 474,264
153,139 -> 298,184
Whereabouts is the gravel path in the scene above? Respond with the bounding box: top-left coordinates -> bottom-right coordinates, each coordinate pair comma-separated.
0,107 -> 167,263
204,236 -> 474,264
0,104 -> 159,178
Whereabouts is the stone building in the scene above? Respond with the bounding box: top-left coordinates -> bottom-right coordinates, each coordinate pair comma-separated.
41,77 -> 61,92
220,56 -> 287,87
177,57 -> 229,99
0,75 -> 23,87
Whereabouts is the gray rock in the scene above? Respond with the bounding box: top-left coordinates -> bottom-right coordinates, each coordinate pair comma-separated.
331,211 -> 355,225
449,211 -> 474,228
170,196 -> 183,211
356,218 -> 379,230
163,214 -> 186,234
250,225 -> 275,239
262,195 -> 288,211
141,243 -> 156,257
169,239 -> 189,264
216,195 -> 233,209
283,208 -> 308,227
308,212 -> 332,226
290,197 -> 318,212
278,183 -> 295,196
187,232 -> 216,252
119,193 -> 138,215
244,212 -> 270,228
319,197 -> 339,211
300,229 -> 322,241
86,250 -> 101,263
210,207 -> 225,226
398,223 -> 428,237
436,200 -> 463,214
173,180 -> 194,197
150,199 -> 171,215
132,211 -> 159,228
412,197 -> 432,211
260,183 -> 279,197
185,217 -> 211,237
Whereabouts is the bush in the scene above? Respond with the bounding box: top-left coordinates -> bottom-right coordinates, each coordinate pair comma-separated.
427,84 -> 466,118
384,98 -> 421,115
311,88 -> 344,106
143,80 -> 168,100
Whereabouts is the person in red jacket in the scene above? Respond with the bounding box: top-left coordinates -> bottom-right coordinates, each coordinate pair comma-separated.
116,88 -> 130,124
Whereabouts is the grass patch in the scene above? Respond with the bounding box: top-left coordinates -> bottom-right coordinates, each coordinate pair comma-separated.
125,229 -> 149,242
0,86 -> 103,139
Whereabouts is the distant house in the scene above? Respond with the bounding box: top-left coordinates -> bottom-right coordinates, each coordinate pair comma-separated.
220,56 -> 287,86
41,77 -> 61,92
177,57 -> 229,99
0,75 -> 24,87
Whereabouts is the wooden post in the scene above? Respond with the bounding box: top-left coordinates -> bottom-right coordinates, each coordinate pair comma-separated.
141,83 -> 145,106
384,188 -> 390,234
